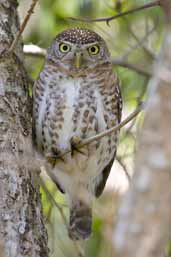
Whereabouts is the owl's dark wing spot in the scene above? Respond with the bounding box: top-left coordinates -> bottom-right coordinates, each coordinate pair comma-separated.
55,181 -> 65,194
95,152 -> 116,197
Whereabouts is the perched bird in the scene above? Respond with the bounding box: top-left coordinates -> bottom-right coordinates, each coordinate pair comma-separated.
33,27 -> 122,240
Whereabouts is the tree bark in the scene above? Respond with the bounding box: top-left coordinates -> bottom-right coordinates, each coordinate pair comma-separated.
112,4 -> 171,257
0,1 -> 48,257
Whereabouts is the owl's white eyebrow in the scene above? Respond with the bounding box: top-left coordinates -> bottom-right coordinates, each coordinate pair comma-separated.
59,41 -> 100,48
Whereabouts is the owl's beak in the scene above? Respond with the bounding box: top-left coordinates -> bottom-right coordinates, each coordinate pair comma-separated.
75,52 -> 82,69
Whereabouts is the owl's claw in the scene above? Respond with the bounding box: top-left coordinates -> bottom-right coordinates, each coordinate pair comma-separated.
46,147 -> 65,167
70,136 -> 85,156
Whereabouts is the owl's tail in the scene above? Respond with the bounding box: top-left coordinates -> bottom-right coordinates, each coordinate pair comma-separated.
68,200 -> 92,240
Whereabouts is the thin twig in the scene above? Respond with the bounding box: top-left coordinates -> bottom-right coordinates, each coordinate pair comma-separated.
127,26 -> 155,60
39,175 -> 67,225
116,156 -> 131,183
8,0 -> 39,53
68,0 -> 160,24
124,16 -> 157,60
57,103 -> 144,159
111,58 -> 151,77
72,241 -> 85,257
112,16 -> 158,65
80,104 -> 144,148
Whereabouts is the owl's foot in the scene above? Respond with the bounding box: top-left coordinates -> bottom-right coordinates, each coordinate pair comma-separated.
46,147 -> 65,167
70,136 -> 85,156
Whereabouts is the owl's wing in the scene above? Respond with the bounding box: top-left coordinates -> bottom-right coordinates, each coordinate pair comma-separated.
95,83 -> 122,197
95,152 -> 116,197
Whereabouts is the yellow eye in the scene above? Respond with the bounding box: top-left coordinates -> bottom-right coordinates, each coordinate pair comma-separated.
59,43 -> 71,53
88,45 -> 100,55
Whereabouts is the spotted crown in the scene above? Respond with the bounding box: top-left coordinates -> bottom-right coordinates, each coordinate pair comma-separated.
56,27 -> 104,45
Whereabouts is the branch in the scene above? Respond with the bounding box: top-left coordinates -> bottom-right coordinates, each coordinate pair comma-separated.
23,45 -> 151,76
125,17 -> 157,60
24,44 -> 46,58
121,18 -> 157,61
57,103 -> 144,159
111,58 -> 151,77
68,0 -> 160,24
8,0 -> 39,53
159,0 -> 171,22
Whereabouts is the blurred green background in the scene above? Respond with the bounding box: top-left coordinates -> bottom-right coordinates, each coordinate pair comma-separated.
18,1 -> 164,256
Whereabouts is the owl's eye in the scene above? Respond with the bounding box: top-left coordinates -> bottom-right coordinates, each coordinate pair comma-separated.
88,45 -> 100,55
59,43 -> 71,53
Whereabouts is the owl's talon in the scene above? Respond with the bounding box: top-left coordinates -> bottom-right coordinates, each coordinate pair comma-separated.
46,155 -> 57,167
71,135 -> 82,145
70,136 -> 85,156
46,147 -> 65,166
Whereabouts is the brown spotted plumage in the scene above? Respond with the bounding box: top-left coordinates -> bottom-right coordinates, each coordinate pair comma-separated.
33,27 -> 122,240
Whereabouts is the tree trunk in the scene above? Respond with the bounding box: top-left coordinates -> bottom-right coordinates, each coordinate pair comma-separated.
0,1 -> 48,257
113,4 -> 171,257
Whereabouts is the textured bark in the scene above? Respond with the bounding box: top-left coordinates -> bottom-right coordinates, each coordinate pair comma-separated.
0,1 -> 48,257
113,6 -> 171,257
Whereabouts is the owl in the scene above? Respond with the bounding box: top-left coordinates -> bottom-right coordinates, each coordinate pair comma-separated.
33,27 -> 122,240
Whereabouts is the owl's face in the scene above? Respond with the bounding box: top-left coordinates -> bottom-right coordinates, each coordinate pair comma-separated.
47,27 -> 110,73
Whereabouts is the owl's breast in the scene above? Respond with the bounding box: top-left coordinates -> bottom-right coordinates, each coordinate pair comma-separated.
47,77 -> 102,151
34,72 -> 118,173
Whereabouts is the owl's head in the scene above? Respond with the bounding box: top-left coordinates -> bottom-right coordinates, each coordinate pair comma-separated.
47,27 -> 110,73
